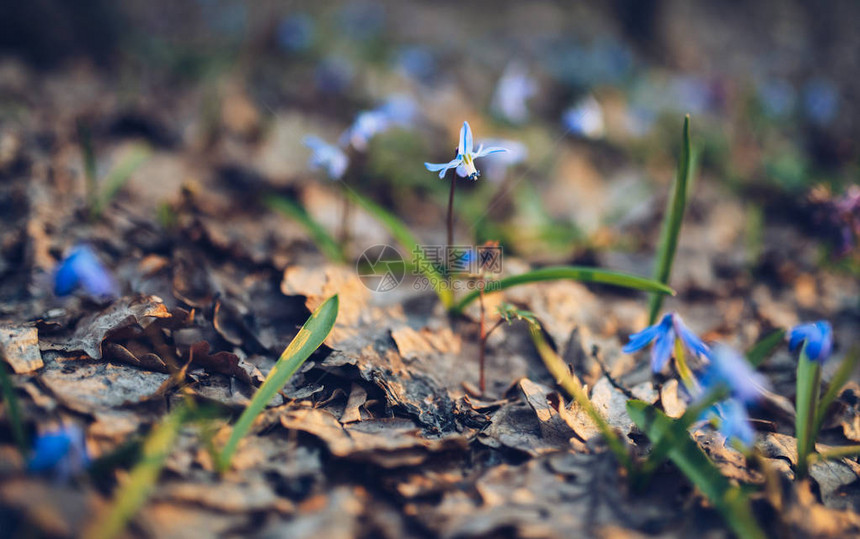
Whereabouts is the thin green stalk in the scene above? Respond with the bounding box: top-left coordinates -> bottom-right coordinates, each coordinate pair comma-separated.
795,345 -> 820,478
216,295 -> 339,472
528,322 -> 632,471
648,115 -> 692,324
451,266 -> 674,315
447,177 -> 456,260
84,406 -> 189,539
91,145 -> 151,219
746,329 -> 787,368
264,194 -> 346,263
627,401 -> 766,539
0,359 -> 27,457
813,346 -> 859,436
638,386 -> 728,479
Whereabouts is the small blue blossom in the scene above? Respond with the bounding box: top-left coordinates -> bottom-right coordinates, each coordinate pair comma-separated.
695,345 -> 768,448
622,313 -> 709,373
54,245 -> 117,298
707,398 -> 756,448
424,121 -> 507,181
28,424 -> 90,480
699,345 -> 769,404
340,95 -> 417,150
491,62 -> 537,124
562,96 -> 605,139
458,138 -> 526,182
303,136 -> 349,180
788,321 -> 833,363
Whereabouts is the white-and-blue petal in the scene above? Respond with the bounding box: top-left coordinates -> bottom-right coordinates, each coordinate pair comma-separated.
424,158 -> 462,179
459,121 -> 473,156
473,146 -> 508,158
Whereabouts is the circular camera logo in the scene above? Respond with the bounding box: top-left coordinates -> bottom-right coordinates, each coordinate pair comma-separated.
356,244 -> 405,292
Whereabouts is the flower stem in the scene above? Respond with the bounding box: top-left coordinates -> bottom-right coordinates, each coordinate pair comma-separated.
446,177 -> 456,266
529,322 -> 632,471
478,279 -> 486,393
795,346 -> 821,478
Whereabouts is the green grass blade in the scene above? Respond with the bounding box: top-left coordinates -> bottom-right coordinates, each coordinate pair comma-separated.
795,346 -> 821,478
451,266 -> 674,316
647,115 -> 693,324
814,345 -> 859,437
527,320 -> 632,470
216,295 -> 339,472
627,400 -> 766,539
346,190 -> 454,308
0,358 -> 27,457
91,144 -> 152,219
746,329 -> 786,368
264,194 -> 346,263
84,406 -> 188,539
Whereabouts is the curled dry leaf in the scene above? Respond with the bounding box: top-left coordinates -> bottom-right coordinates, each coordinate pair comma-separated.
42,295 -> 171,360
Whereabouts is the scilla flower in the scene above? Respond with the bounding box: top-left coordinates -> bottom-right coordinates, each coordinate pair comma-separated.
699,345 -> 770,404
340,95 -> 417,150
28,424 -> 90,481
54,245 -> 117,298
491,62 -> 537,124
788,321 -> 833,363
562,95 -> 605,139
622,312 -> 709,372
696,345 -> 769,448
304,136 -> 349,180
424,121 -> 506,180
710,398 -> 756,448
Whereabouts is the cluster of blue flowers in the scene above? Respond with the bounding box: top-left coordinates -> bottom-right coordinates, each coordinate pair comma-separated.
304,95 -> 417,180
624,312 -> 834,448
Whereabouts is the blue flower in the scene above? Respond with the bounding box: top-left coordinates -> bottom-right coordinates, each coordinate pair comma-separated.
562,96 -> 605,139
707,398 -> 756,448
28,424 -> 90,480
303,136 -> 349,180
699,345 -> 769,404
424,121 -> 507,180
54,245 -> 117,298
622,313 -> 709,373
340,95 -> 417,150
491,62 -> 537,124
788,321 -> 833,363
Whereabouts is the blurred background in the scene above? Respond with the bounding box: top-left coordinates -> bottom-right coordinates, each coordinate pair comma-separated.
0,0 -> 858,273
